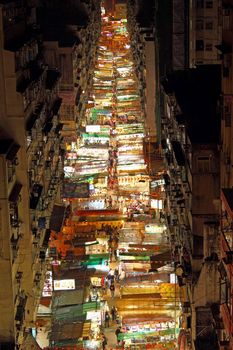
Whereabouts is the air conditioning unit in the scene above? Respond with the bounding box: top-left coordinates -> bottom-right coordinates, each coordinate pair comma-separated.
47,189 -> 53,196
34,273 -> 41,282
12,157 -> 19,166
16,271 -> 23,282
34,280 -> 40,287
31,158 -> 38,165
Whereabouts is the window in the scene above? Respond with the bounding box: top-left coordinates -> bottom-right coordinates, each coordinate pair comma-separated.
196,40 -> 204,51
224,104 -> 231,127
196,0 -> 204,8
7,161 -> 16,183
9,203 -> 19,228
197,156 -> 211,173
223,14 -> 230,30
196,20 -> 204,30
205,43 -> 213,51
225,114 -> 231,127
223,66 -> 229,78
206,0 -> 213,8
220,280 -> 230,310
205,21 -> 213,30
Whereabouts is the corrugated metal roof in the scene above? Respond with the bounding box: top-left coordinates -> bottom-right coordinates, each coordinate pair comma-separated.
51,321 -> 91,342
53,302 -> 100,322
53,267 -> 95,281
52,289 -> 85,309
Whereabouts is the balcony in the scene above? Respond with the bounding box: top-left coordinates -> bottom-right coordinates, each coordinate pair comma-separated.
51,97 -> 62,117
0,140 -> 20,181
42,120 -> 53,135
75,86 -> 82,106
39,250 -> 46,261
171,140 -> 186,166
54,123 -> 64,135
26,102 -> 44,132
42,229 -> 51,249
164,151 -> 173,166
17,64 -> 44,94
9,182 -> 22,204
5,35 -> 39,71
30,184 -> 43,210
45,69 -> 61,90
11,233 -> 20,260
15,294 -> 27,324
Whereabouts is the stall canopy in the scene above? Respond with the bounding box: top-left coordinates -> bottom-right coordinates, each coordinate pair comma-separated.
53,302 -> 100,321
50,321 -> 91,343
52,289 -> 85,309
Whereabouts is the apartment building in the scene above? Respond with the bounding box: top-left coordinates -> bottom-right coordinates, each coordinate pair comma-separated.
155,0 -> 222,72
127,0 -> 160,176
161,66 -> 221,350
127,0 -> 156,135
189,0 -> 222,67
219,1 -> 233,349
38,0 -> 101,142
0,1 -> 64,348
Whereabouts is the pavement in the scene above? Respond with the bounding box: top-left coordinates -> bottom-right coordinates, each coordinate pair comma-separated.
103,260 -> 122,350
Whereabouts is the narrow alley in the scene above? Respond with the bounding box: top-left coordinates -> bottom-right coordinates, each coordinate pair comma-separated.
37,5 -> 180,350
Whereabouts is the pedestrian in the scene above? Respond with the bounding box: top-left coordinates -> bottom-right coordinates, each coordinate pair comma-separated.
114,249 -> 118,261
115,327 -> 122,345
111,306 -> 117,320
114,268 -> 119,282
105,311 -> 110,328
104,277 -> 108,291
116,314 -> 121,325
110,283 -> 115,298
102,334 -> 107,350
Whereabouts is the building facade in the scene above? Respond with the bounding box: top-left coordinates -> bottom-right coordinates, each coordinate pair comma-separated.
189,0 -> 222,67
161,66 -> 221,349
0,1 -> 64,347
219,1 -> 233,349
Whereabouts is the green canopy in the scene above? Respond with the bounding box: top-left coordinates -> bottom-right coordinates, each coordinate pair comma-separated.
118,328 -> 179,340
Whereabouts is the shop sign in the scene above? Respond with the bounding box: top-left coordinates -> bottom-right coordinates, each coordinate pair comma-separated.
150,199 -> 163,210
91,277 -> 102,287
53,279 -> 75,291
151,179 -> 165,188
42,271 -> 53,297
86,311 -> 101,323
86,125 -> 101,132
